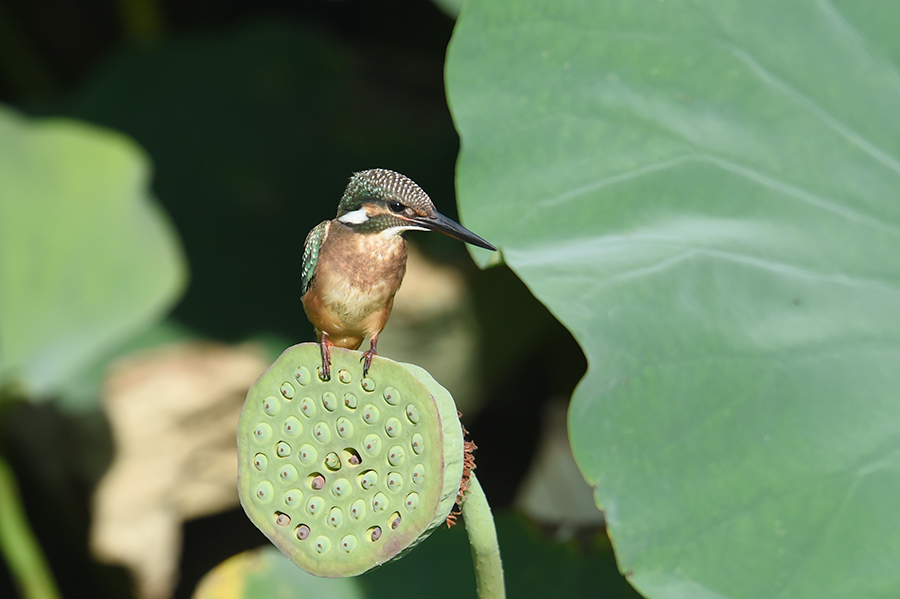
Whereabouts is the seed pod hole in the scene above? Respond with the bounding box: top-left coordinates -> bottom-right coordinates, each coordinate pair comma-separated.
275,441 -> 291,458
389,512 -> 402,530
322,391 -> 337,411
383,386 -> 400,405
315,536 -> 332,554
343,447 -> 362,466
336,416 -> 354,439
284,488 -> 303,507
358,470 -> 378,490
274,512 -> 291,527
253,453 -> 267,471
341,534 -> 358,553
294,366 -> 311,386
308,473 -> 326,490
295,524 -> 311,541
262,396 -> 280,416
368,526 -> 382,542
324,452 -> 341,471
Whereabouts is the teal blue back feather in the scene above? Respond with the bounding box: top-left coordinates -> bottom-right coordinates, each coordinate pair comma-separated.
301,220 -> 329,296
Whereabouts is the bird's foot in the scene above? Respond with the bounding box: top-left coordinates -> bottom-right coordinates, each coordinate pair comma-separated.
318,334 -> 333,381
361,336 -> 378,377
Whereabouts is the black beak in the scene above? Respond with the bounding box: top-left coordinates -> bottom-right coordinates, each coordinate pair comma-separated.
408,211 -> 497,251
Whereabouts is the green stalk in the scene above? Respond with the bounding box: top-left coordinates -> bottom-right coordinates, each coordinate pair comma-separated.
0,449 -> 62,599
461,473 -> 505,599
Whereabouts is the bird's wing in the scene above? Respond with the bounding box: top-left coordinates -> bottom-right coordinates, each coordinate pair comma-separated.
301,220 -> 330,297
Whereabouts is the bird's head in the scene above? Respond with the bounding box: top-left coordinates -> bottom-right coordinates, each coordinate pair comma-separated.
335,169 -> 496,251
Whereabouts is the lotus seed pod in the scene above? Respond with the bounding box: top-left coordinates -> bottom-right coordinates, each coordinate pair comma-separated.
237,343 -> 464,577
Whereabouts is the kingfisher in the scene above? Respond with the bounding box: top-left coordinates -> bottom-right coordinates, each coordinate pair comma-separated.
300,168 -> 496,380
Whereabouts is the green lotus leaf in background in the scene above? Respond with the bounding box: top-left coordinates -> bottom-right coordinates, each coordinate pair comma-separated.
447,1 -> 900,598
0,106 -> 186,401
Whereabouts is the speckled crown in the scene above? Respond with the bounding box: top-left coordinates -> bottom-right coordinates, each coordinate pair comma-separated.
337,169 -> 433,216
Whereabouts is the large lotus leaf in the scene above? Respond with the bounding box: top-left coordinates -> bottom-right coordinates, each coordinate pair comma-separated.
447,1 -> 900,598
0,106 -> 186,399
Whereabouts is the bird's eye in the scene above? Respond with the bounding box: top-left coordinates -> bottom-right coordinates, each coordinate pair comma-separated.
388,201 -> 405,213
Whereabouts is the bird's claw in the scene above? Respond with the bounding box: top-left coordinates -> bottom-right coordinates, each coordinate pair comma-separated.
318,334 -> 333,381
361,349 -> 375,377
360,336 -> 378,378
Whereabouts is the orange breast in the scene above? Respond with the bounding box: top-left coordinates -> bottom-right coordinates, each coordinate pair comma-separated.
302,223 -> 407,349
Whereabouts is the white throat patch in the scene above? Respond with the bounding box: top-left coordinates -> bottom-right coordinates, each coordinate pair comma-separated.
338,208 -> 369,225
380,224 -> 429,238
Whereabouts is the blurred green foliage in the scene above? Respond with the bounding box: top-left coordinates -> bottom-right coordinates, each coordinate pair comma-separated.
0,107 -> 186,401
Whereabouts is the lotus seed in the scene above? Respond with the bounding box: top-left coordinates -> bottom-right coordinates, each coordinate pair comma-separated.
253,453 -> 268,471
343,448 -> 361,466
360,377 -> 376,392
350,499 -> 366,520
369,526 -> 382,542
336,417 -> 354,438
313,422 -> 332,443
411,433 -> 424,455
275,441 -> 291,458
405,492 -> 419,511
279,465 -> 299,483
405,404 -> 419,424
310,474 -> 326,490
255,481 -> 274,503
322,391 -> 337,411
298,444 -> 317,464
332,478 -> 350,497
338,369 -> 352,383
253,423 -> 272,443
362,404 -> 380,424
284,489 -> 303,507
343,392 -> 357,409
307,497 -> 324,516
294,366 -> 311,386
384,417 -> 401,438
390,512 -> 402,530
327,507 -> 343,528
315,536 -> 332,554
341,534 -> 358,553
283,416 -> 302,437
296,524 -> 310,540
324,452 -> 341,470
300,397 -> 317,417
262,396 -> 281,416
412,464 -> 425,484
359,470 -> 378,490
387,446 -> 405,467
275,512 -> 291,527
386,472 -> 403,492
280,382 -> 295,399
383,386 -> 400,405
372,493 -> 388,512
363,434 -> 381,457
